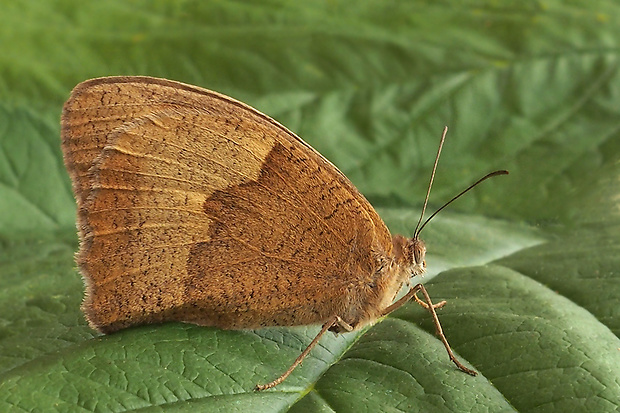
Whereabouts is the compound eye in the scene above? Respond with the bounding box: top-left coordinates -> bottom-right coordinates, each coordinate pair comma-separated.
413,241 -> 426,265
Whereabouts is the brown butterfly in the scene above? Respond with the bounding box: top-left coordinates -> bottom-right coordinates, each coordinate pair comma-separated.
61,76 -> 506,390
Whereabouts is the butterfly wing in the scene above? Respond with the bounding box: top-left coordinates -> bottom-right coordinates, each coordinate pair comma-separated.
61,76 -> 393,333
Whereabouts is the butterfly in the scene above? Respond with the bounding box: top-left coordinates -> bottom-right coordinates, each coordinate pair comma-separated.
61,76 -> 506,389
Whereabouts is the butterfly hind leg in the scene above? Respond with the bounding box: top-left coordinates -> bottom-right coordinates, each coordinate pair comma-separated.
255,315 -> 353,391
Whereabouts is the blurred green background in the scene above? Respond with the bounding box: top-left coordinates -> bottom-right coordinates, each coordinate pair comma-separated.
0,1 -> 619,412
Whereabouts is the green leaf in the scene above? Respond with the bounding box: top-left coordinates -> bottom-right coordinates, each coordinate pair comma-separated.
0,105 -> 76,234
1,1 -> 619,412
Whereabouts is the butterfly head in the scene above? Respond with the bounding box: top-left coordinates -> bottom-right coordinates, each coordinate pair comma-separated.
409,237 -> 427,276
391,235 -> 427,278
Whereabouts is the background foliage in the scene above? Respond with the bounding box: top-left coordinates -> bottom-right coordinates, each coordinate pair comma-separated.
0,1 -> 619,412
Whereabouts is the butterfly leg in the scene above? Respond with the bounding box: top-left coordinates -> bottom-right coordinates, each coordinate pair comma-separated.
255,315 -> 343,391
413,291 -> 446,310
332,315 -> 354,332
381,283 -> 477,377
380,284 -> 424,316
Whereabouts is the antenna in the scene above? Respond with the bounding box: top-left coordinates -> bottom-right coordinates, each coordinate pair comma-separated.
415,170 -> 508,237
413,127 -> 508,239
413,126 -> 448,238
